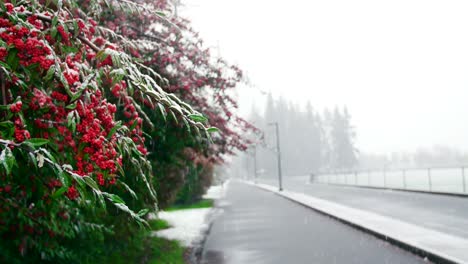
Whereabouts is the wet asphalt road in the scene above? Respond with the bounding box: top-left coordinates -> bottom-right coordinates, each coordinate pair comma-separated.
259,176 -> 468,239
201,181 -> 429,264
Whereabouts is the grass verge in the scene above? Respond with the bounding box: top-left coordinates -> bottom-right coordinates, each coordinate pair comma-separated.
148,218 -> 171,231
147,236 -> 185,264
166,199 -> 214,211
100,219 -> 184,264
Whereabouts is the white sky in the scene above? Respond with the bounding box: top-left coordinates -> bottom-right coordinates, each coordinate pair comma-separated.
180,0 -> 468,154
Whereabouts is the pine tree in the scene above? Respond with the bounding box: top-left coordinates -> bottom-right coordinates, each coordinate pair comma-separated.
330,107 -> 358,170
321,108 -> 334,170
305,102 -> 322,173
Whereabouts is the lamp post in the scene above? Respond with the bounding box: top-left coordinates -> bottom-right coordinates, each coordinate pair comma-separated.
268,122 -> 283,191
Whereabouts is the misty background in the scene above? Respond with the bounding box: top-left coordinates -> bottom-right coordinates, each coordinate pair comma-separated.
179,0 -> 468,173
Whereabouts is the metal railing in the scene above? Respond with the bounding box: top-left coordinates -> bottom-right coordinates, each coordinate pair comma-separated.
310,167 -> 468,194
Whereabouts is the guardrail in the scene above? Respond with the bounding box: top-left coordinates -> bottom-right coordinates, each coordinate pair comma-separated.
310,167 -> 468,195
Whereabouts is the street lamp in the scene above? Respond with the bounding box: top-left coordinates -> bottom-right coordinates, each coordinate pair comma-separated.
268,122 -> 283,191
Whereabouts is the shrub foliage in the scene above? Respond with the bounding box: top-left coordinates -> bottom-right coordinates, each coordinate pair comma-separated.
0,0 -> 253,262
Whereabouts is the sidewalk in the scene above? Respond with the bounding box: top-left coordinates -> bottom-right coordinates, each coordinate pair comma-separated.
259,176 -> 468,239
201,181 -> 428,264
253,179 -> 468,264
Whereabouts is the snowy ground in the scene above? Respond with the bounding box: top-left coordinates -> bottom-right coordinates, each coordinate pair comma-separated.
154,208 -> 212,247
152,180 -> 230,247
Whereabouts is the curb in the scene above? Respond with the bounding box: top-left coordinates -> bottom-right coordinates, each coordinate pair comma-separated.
245,181 -> 465,264
189,208 -> 220,264
192,180 -> 230,264
311,182 -> 468,198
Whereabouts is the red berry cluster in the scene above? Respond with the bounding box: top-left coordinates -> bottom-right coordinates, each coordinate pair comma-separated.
65,186 -> 79,200
0,17 -> 54,71
13,118 -> 30,143
9,101 -> 22,113
56,25 -> 71,46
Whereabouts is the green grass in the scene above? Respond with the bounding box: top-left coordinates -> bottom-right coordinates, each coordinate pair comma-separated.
166,199 -> 214,211
148,219 -> 171,231
100,230 -> 185,264
148,236 -> 185,264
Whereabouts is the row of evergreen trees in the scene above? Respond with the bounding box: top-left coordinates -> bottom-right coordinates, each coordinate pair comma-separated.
247,94 -> 358,177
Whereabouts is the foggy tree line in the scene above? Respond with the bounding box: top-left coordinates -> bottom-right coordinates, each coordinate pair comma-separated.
361,146 -> 468,170
247,94 -> 358,178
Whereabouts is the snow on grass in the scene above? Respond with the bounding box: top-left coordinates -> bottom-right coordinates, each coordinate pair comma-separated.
154,208 -> 212,247
152,180 -> 230,247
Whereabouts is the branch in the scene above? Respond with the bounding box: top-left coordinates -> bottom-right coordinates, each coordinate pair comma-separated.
21,11 -> 100,52
0,71 -> 5,105
0,139 -> 19,147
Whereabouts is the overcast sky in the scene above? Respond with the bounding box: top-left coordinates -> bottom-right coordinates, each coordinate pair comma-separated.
180,0 -> 468,154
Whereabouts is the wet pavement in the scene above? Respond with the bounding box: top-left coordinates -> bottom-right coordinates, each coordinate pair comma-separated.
259,176 -> 468,239
201,181 -> 429,264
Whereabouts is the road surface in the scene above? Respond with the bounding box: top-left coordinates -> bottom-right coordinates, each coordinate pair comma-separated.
201,181 -> 428,264
258,176 -> 468,239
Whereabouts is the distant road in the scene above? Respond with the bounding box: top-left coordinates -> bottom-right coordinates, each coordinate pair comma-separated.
202,181 -> 428,264
258,176 -> 468,239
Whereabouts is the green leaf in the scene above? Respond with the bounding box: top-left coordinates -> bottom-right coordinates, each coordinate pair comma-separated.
56,67 -> 71,96
58,171 -> 71,187
72,20 -> 79,37
156,11 -> 166,17
51,27 -> 58,38
107,193 -> 125,204
65,101 -> 77,110
207,127 -> 220,133
129,119 -> 139,132
52,16 -> 59,27
0,121 -> 14,138
6,48 -> 19,71
44,65 -> 56,81
0,147 -> 15,175
82,176 -> 99,191
169,110 -> 178,125
188,114 -> 208,123
51,186 -> 68,199
157,103 -> 167,121
71,73 -> 95,102
70,172 -> 86,188
67,111 -> 75,130
119,181 -> 137,200
28,152 -> 38,170
110,68 -> 125,84
193,126 -> 201,138
182,118 -> 190,133
23,138 -> 49,147
169,105 -> 183,116
107,121 -> 122,139
137,208 -> 149,217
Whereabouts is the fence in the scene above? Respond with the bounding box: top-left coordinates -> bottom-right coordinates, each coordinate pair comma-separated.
310,167 -> 468,194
